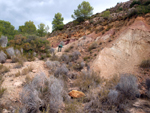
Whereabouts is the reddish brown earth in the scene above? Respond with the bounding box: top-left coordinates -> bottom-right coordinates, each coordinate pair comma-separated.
92,17 -> 150,79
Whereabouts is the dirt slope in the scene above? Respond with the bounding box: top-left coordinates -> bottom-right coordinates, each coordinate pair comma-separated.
92,17 -> 150,78
0,60 -> 49,108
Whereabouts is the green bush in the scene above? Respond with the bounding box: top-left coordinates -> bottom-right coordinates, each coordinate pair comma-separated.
136,5 -> 150,14
127,9 -> 138,18
101,10 -> 110,18
130,0 -> 141,8
143,0 -> 150,5
118,7 -> 123,11
9,34 -> 50,55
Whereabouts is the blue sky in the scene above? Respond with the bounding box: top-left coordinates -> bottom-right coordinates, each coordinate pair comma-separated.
0,0 -> 129,32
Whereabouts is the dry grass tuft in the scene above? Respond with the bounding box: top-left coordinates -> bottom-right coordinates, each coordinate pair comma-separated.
88,42 -> 98,51
74,70 -> 102,92
15,71 -> 21,77
0,64 -> 10,74
22,65 -> 33,75
140,59 -> 150,68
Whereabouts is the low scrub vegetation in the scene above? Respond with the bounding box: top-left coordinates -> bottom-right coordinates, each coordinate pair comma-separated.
71,51 -> 81,61
15,71 -> 21,77
95,27 -> 104,34
9,34 -> 50,59
73,61 -> 85,71
116,74 -> 139,99
45,60 -> 60,73
0,64 -> 10,74
140,59 -> 150,68
54,64 -> 69,80
22,65 -> 33,75
19,72 -> 67,113
101,10 -> 110,18
60,54 -> 70,63
130,0 -> 141,8
88,42 -> 98,51
65,100 -> 83,113
0,88 -> 6,98
146,79 -> 150,98
65,45 -> 74,52
75,70 -> 101,92
108,90 -> 119,104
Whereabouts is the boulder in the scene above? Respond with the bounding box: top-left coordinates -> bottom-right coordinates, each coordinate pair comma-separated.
68,90 -> 86,98
0,51 -> 7,63
6,47 -> 15,58
0,36 -> 8,47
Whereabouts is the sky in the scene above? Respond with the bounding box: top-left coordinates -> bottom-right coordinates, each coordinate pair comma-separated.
0,0 -> 129,32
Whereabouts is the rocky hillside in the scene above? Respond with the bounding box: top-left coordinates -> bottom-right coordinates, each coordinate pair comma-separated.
47,0 -> 150,47
92,16 -> 150,78
0,0 -> 150,113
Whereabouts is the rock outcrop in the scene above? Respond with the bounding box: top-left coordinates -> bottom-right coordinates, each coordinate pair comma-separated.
68,90 -> 86,98
0,51 -> 7,63
92,17 -> 150,78
0,36 -> 8,47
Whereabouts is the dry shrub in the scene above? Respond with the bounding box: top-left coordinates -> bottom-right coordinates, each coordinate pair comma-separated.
67,72 -> 78,79
95,26 -> 104,34
22,65 -> 33,75
146,79 -> 150,98
0,88 -> 6,98
22,68 -> 29,75
73,61 -> 85,71
0,65 -> 10,74
50,48 -> 55,55
54,64 -> 69,79
71,51 -> 81,61
60,54 -> 69,63
88,42 -> 98,51
65,100 -> 83,113
50,54 -> 59,61
84,87 -> 110,113
25,75 -> 33,84
140,59 -> 150,68
20,72 -> 66,113
15,71 -> 21,77
106,25 -> 113,31
83,56 -> 90,61
105,74 -> 120,89
74,70 -> 101,92
45,60 -> 60,73
116,74 -> 139,99
28,65 -> 34,72
115,20 -> 125,28
108,90 -> 119,104
65,45 -> 74,52
146,79 -> 150,90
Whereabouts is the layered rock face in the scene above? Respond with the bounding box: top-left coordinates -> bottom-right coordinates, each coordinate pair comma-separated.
92,17 -> 150,78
